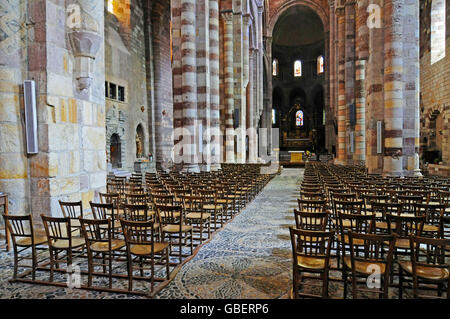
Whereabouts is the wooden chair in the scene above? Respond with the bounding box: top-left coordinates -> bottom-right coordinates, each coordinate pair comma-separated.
398,235 -> 450,299
90,202 -> 122,238
297,199 -> 326,212
2,214 -> 47,280
289,227 -> 335,299
293,210 -> 328,231
79,217 -> 125,288
156,204 -> 193,264
122,203 -> 154,223
58,200 -> 83,236
41,215 -> 85,282
200,189 -> 225,230
337,212 -> 376,297
346,232 -> 396,299
183,195 -> 211,243
120,219 -> 170,294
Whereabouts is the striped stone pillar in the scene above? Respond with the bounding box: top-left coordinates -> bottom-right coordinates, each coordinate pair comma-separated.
209,0 -> 221,170
345,2 -> 356,163
248,48 -> 257,163
355,0 -> 369,163
234,11 -> 245,163
181,0 -> 200,172
383,0 -> 404,176
221,11 -> 235,163
172,0 -> 183,170
336,6 -> 346,165
365,0 -> 384,174
402,0 -> 420,176
196,0 -> 211,171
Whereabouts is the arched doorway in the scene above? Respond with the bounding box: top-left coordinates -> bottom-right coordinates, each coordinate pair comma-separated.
110,133 -> 121,168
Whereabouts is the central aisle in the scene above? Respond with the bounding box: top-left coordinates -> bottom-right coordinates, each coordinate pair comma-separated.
156,168 -> 304,299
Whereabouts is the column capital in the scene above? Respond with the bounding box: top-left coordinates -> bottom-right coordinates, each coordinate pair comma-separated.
221,10 -> 233,23
243,13 -> 252,27
335,6 -> 345,15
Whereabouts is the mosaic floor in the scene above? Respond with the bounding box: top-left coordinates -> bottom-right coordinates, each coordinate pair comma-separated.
0,168 -> 302,299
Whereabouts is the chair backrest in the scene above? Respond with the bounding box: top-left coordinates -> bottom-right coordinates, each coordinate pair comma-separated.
59,200 -> 83,219
90,201 -> 114,220
125,193 -> 148,205
41,215 -> 71,244
333,200 -> 364,216
386,214 -> 425,239
122,203 -> 150,222
99,192 -> 120,207
120,219 -> 159,249
293,210 -> 328,231
337,212 -> 376,236
79,217 -> 110,245
440,215 -> 450,239
289,227 -> 334,265
155,204 -> 183,225
347,231 -> 396,292
182,195 -> 204,213
297,199 -> 326,212
2,214 -> 35,246
414,203 -> 446,226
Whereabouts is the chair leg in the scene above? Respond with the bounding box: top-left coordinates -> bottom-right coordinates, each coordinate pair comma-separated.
13,247 -> 18,280
399,266 -> 403,299
343,266 -> 348,299
109,251 -> 113,289
127,253 -> 133,292
48,248 -> 55,282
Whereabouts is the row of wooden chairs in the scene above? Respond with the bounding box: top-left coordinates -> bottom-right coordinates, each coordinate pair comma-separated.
289,162 -> 450,299
3,164 -> 274,296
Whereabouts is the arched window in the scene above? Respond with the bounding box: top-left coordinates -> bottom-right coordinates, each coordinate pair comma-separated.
431,0 -> 446,64
272,59 -> 279,76
294,60 -> 302,77
296,110 -> 304,126
107,0 -> 114,13
272,109 -> 276,124
317,55 -> 324,74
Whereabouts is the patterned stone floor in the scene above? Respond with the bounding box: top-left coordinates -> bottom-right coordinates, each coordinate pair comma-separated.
0,168 -> 303,299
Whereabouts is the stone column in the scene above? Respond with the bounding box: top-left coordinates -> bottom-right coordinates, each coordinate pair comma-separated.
402,0 -> 421,176
336,6 -> 347,165
248,48 -> 257,163
345,1 -> 356,163
355,0 -> 369,163
221,11 -> 235,163
264,35 -> 273,157
197,0 -> 211,171
365,0 -> 384,174
234,11 -> 245,163
209,0 -> 221,170
383,0 -> 404,176
180,0 -> 200,172
172,0 -> 183,170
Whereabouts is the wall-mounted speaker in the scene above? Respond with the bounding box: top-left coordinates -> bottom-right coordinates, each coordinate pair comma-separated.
349,131 -> 354,154
377,121 -> 383,154
24,80 -> 38,154
233,108 -> 240,129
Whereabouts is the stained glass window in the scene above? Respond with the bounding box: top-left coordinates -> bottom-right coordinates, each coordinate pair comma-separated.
294,60 -> 302,77
317,55 -> 324,74
296,110 -> 304,126
272,109 -> 276,124
272,59 -> 279,76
